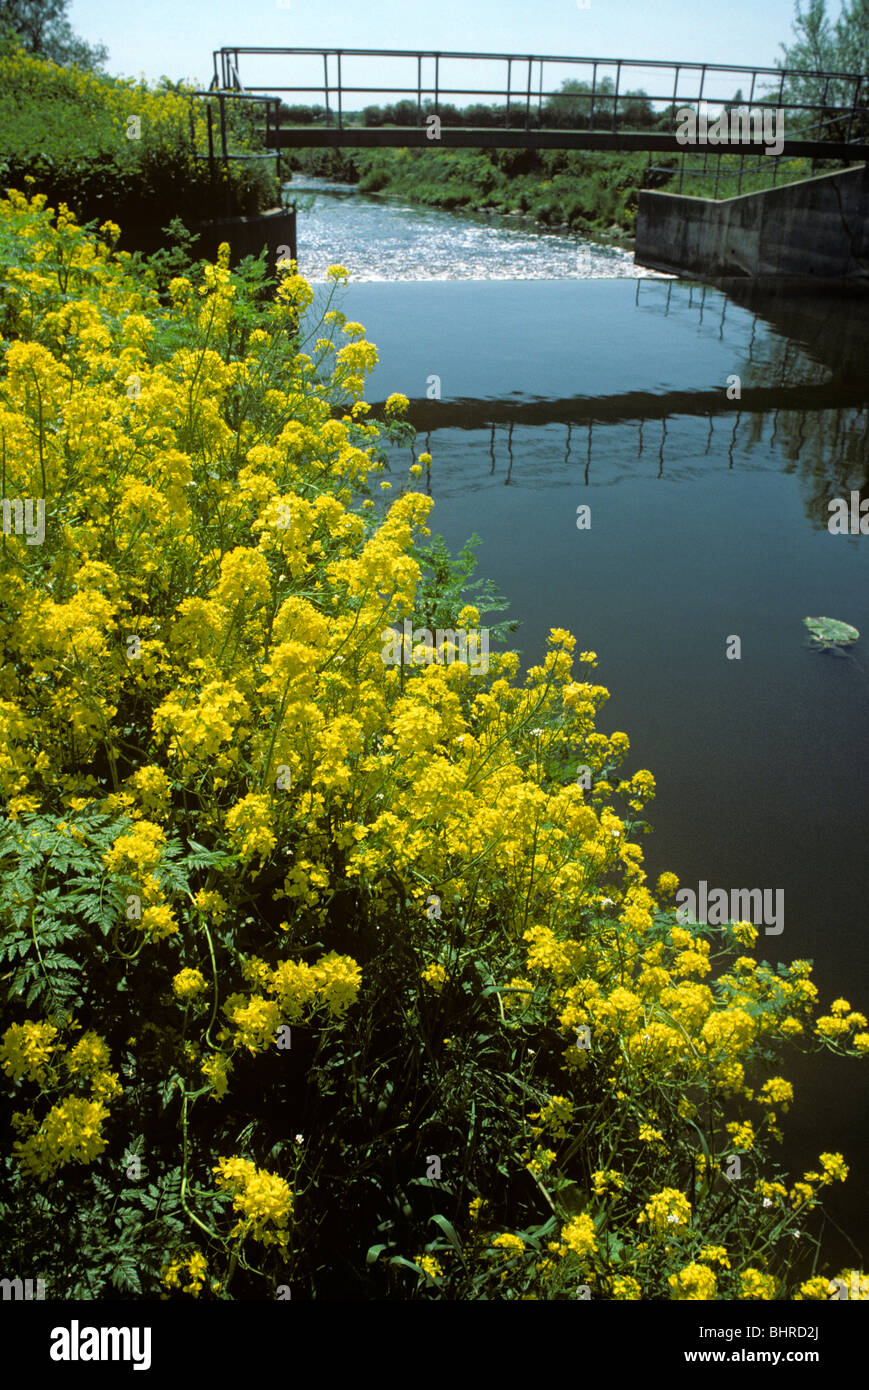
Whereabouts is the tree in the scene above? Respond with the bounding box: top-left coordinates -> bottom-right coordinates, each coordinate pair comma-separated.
0,0 -> 107,71
776,0 -> 868,139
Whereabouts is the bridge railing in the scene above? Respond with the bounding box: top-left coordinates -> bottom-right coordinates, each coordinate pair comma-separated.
188,89 -> 286,218
210,47 -> 868,153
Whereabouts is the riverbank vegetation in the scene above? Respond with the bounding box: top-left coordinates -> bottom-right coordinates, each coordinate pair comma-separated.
0,45 -> 277,234
1,189 -> 866,1300
281,120 -> 818,243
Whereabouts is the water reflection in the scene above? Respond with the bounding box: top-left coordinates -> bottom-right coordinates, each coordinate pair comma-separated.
389,278 -> 869,528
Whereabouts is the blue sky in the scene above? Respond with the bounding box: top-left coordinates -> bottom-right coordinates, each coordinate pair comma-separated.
67,0 -> 841,94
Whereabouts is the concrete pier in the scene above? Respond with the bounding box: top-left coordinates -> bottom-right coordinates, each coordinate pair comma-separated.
635,164 -> 869,279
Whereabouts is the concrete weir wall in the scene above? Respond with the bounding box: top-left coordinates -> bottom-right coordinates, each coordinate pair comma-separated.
635,164 -> 869,278
118,207 -> 296,279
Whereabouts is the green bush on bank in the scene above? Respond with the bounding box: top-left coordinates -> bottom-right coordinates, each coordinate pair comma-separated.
0,47 -> 278,229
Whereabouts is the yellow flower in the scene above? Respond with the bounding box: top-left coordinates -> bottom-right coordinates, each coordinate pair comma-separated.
795,1276 -> 837,1300
213,1156 -> 293,1246
66,1032 -> 111,1079
731,919 -> 758,947
468,1196 -> 485,1223
415,1253 -> 443,1281
818,1152 -> 848,1183
656,872 -> 679,896
526,1146 -> 557,1177
669,1263 -> 717,1300
421,962 -> 447,992
725,1120 -> 755,1151
15,1096 -> 111,1178
384,393 -> 409,416
790,1181 -> 815,1208
740,1268 -> 776,1299
227,997 -> 281,1054
556,1213 -> 597,1260
698,1245 -> 731,1269
141,904 -> 178,940
201,1053 -> 230,1100
758,1077 -> 793,1107
638,1188 -> 692,1236
1,1021 -> 59,1084
225,794 -> 276,862
172,968 -> 208,1001
162,1251 -> 208,1297
638,1123 -> 665,1146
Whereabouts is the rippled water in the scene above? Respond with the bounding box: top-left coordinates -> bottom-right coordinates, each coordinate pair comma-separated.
286,177 -> 657,280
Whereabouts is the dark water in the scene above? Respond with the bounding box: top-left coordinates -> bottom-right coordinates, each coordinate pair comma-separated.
296,181 -> 869,1266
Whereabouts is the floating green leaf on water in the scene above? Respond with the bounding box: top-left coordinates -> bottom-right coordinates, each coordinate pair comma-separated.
803,617 -> 860,651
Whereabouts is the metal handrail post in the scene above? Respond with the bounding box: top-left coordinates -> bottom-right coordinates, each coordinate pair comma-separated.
846,76 -> 858,143
505,56 -> 511,128
337,51 -> 343,128
218,92 -> 230,217
207,101 -> 215,218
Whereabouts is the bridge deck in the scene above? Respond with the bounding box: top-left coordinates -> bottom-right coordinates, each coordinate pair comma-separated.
270,127 -> 869,160
216,45 -> 868,164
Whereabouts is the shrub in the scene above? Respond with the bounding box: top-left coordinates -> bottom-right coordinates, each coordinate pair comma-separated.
0,190 -> 865,1300
0,49 -> 277,229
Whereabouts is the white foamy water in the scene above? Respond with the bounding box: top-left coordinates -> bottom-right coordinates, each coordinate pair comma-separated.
285,177 -> 662,281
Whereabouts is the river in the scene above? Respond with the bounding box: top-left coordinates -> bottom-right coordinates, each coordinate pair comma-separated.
292,175 -> 869,1266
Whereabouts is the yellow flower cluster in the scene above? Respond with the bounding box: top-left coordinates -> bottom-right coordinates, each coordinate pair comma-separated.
171,968 -> 208,1001
637,1188 -> 692,1237
2,188 -> 865,1303
669,1263 -> 717,1300
161,1251 -> 208,1297
0,1021 -> 59,1084
420,962 -> 448,992
15,1096 -> 111,1179
415,1253 -> 444,1280
213,1157 -> 293,1247
221,950 -> 362,1057
555,1213 -> 598,1261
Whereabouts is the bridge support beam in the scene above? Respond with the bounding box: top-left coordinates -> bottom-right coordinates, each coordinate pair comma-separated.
272,127 -> 869,161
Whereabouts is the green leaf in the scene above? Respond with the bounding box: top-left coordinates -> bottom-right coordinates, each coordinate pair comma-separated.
430,1214 -> 465,1263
